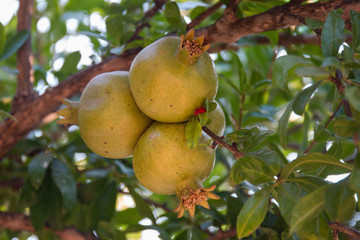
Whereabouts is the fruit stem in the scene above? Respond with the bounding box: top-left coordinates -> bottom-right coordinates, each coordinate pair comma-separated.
57,98 -> 79,125
176,29 -> 210,65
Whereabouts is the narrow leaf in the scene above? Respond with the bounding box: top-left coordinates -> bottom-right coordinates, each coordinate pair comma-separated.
278,98 -> 294,148
305,18 -> 324,29
231,52 -> 247,93
0,30 -> 29,61
293,80 -> 323,115
321,10 -> 345,57
349,153 -> 360,192
351,10 -> 360,52
334,118 -> 360,138
325,179 -> 355,222
236,187 -> 271,239
0,23 -> 5,54
51,159 -> 77,212
185,117 -> 202,149
281,153 -> 352,179
272,55 -> 311,89
289,186 -> 327,235
345,86 -> 360,112
164,1 -> 186,35
91,181 -> 117,225
28,152 -> 53,189
0,109 -> 17,122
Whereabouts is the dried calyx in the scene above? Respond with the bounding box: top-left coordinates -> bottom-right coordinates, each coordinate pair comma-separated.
174,185 -> 220,218
57,98 -> 79,125
177,29 -> 210,65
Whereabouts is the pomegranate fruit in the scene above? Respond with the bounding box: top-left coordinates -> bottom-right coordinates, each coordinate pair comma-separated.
129,29 -> 218,123
58,71 -> 152,159
132,122 -> 219,218
207,100 -> 226,136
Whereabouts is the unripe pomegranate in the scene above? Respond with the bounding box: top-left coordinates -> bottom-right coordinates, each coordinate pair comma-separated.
207,100 -> 226,136
129,30 -> 218,123
58,71 -> 152,159
132,122 -> 219,218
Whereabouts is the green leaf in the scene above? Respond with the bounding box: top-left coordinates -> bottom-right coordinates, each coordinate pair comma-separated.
54,51 -> 81,80
305,17 -> 324,29
345,86 -> 360,112
294,66 -> 328,77
0,110 -> 17,122
231,52 -> 247,93
327,138 -> 343,159
351,10 -> 360,52
51,159 -> 77,212
78,178 -> 108,204
334,118 -> 360,138
219,74 -> 241,95
126,183 -> 155,223
288,176 -> 328,192
91,181 -> 117,225
0,30 -> 29,61
164,1 -> 186,35
272,55 -> 311,89
230,155 -> 275,185
78,31 -> 111,42
278,98 -> 294,148
293,80 -> 323,116
236,186 -> 271,239
289,186 -> 327,235
28,152 -> 53,189
185,117 -> 202,149
242,127 -> 273,152
0,23 -> 5,55
325,179 -> 355,222
349,153 -> 360,192
281,153 -> 352,179
321,10 -> 345,57
198,112 -> 208,127
321,57 -> 342,69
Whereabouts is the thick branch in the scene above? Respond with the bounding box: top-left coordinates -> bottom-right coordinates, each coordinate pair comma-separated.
207,228 -> 236,240
0,0 -> 358,158
13,0 -> 36,111
0,212 -> 97,240
202,126 -> 244,159
198,0 -> 360,44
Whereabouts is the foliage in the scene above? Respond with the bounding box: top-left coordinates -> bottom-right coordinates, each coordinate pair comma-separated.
1,0 -> 360,239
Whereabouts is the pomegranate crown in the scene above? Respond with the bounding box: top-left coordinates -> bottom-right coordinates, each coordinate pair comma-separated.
174,185 -> 220,218
178,29 -> 210,65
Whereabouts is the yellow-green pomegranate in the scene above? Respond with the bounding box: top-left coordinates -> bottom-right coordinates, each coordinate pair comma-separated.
207,100 -> 226,136
129,30 -> 218,123
132,122 -> 219,218
58,71 -> 152,159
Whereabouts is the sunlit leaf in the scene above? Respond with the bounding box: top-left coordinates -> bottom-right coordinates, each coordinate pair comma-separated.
0,23 -> 5,55
334,118 -> 360,138
349,153 -> 360,192
164,1 -> 186,35
185,117 -> 202,149
293,80 -> 323,116
0,30 -> 29,61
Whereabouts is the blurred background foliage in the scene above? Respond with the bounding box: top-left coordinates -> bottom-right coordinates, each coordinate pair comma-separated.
1,0 -> 360,239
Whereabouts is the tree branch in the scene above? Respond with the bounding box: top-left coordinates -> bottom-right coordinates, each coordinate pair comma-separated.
0,0 -> 358,158
202,126 -> 244,159
207,228 -> 236,240
0,212 -> 98,240
198,0 -> 359,44
187,1 -> 223,30
328,221 -> 360,240
13,0 -> 36,112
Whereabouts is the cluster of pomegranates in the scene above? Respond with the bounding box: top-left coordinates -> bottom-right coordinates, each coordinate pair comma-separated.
58,30 -> 225,218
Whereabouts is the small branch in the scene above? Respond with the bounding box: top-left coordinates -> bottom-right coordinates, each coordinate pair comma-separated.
0,212 -> 97,240
202,126 -> 244,159
304,100 -> 343,154
187,2 -> 223,30
127,0 -> 168,43
207,228 -> 236,240
328,221 -> 360,240
13,0 -> 36,112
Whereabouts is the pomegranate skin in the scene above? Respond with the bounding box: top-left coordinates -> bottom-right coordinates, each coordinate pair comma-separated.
132,122 -> 215,195
129,36 -> 218,123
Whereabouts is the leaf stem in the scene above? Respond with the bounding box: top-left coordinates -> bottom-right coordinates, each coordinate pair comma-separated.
202,126 -> 244,159
328,221 -> 360,240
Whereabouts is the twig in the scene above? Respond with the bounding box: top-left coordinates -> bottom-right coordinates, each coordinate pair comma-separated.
127,0 -> 168,43
207,228 -> 236,240
202,126 -> 244,159
13,0 -> 36,112
304,100 -> 343,154
328,221 -> 360,240
187,1 -> 223,30
0,212 -> 98,240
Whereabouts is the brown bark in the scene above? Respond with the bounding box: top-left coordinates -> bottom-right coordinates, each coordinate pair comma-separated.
0,212 -> 97,240
13,0 -> 36,111
0,0 -> 358,158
